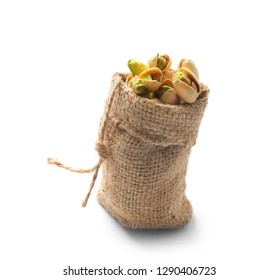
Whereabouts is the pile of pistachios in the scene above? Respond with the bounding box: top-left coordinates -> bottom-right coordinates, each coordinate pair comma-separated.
126,54 -> 201,104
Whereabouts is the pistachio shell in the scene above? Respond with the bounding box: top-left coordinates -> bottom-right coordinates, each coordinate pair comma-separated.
159,88 -> 180,105
132,78 -> 148,95
178,59 -> 199,79
161,79 -> 173,87
162,69 -> 174,81
177,68 -> 201,94
174,71 -> 192,86
147,55 -> 157,68
148,54 -> 172,72
139,67 -> 163,81
126,74 -> 136,85
127,68 -> 162,92
191,82 -> 198,92
155,80 -> 173,98
128,59 -> 149,75
141,79 -> 162,92
172,78 -> 199,103
160,54 -> 172,72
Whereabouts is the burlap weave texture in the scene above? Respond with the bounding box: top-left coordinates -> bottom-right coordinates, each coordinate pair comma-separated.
96,72 -> 209,229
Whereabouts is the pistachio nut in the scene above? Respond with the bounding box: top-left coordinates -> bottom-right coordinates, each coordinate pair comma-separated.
126,54 -> 202,104
178,59 -> 199,79
172,68 -> 201,103
156,80 -> 180,105
158,86 -> 180,105
172,79 -> 198,103
178,67 -> 200,93
131,78 -> 148,95
138,67 -> 163,92
173,71 -> 192,86
139,67 -> 163,81
148,53 -> 172,72
126,74 -> 136,86
128,59 -> 149,76
162,69 -> 175,81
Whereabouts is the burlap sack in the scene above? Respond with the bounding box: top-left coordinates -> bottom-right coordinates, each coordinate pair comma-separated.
94,72 -> 209,229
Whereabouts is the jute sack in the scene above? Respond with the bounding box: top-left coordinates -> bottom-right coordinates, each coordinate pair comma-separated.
94,72 -> 209,229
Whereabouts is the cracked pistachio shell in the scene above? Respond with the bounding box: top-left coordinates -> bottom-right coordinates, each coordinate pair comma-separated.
174,71 -> 192,85
127,59 -> 149,75
126,74 -> 136,86
138,67 -> 163,92
160,89 -> 180,105
147,55 -> 157,68
131,78 -> 148,95
157,80 -> 180,105
172,78 -> 199,103
139,67 -> 163,81
162,69 -> 175,81
156,79 -> 173,97
140,79 -> 161,92
148,54 -> 172,72
161,79 -> 173,87
177,68 -> 201,94
159,88 -> 180,105
178,59 -> 199,79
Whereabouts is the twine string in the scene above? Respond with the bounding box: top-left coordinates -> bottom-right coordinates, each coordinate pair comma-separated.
47,157 -> 98,174
47,74 -> 121,207
47,157 -> 104,207
81,158 -> 104,207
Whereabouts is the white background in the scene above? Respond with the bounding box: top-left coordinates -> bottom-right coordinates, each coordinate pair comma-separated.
1,0 -> 279,279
